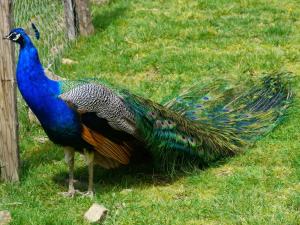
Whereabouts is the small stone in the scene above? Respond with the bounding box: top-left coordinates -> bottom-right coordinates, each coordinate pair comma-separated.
0,211 -> 11,225
84,203 -> 108,223
50,45 -> 64,55
91,0 -> 109,5
120,188 -> 132,194
62,58 -> 78,65
44,68 -> 65,81
33,136 -> 49,144
28,109 -> 40,125
115,202 -> 126,209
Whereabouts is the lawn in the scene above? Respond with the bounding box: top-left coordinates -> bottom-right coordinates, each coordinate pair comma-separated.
1,0 -> 299,224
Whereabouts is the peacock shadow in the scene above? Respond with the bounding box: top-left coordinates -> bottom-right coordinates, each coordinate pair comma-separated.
52,149 -> 183,193
53,151 -> 231,194
20,144 -> 172,189
21,141 -> 231,194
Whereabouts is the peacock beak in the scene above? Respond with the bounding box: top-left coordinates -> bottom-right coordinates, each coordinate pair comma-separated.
2,34 -> 9,40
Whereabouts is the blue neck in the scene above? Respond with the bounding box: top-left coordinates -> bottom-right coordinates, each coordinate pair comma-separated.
16,39 -> 58,111
17,39 -> 53,85
15,33 -> 83,146
16,37 -> 66,133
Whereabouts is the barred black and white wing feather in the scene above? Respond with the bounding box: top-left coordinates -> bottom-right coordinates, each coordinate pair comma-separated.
60,83 -> 137,137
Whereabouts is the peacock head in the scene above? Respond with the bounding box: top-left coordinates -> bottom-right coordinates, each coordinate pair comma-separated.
3,24 -> 39,46
3,28 -> 29,46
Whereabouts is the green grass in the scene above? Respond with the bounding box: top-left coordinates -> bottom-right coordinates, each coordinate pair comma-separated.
1,0 -> 300,224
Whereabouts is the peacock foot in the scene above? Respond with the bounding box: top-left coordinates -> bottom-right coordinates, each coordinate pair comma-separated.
59,189 -> 81,198
79,190 -> 94,199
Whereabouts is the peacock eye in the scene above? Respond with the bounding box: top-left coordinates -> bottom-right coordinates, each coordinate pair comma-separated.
12,33 -> 21,41
8,32 -> 16,39
8,32 -> 20,41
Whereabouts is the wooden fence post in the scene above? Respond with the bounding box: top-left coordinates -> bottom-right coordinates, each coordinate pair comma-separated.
74,0 -> 94,36
63,0 -> 94,40
0,0 -> 20,182
63,0 -> 77,40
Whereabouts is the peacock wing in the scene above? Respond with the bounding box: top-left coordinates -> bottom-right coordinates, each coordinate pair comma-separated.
59,81 -> 136,165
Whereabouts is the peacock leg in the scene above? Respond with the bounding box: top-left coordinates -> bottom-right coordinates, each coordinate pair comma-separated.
59,148 -> 78,197
83,149 -> 94,197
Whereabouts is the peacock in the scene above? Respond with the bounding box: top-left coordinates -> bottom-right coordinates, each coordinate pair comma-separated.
3,27 -> 292,197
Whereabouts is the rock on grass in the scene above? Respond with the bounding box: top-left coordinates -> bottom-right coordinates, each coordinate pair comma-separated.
0,211 -> 11,225
84,203 -> 108,223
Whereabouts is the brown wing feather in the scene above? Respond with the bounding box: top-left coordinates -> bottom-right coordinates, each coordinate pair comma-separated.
81,125 -> 132,165
94,152 -> 121,169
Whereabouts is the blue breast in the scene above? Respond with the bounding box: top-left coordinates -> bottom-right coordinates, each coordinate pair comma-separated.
16,38 -> 83,147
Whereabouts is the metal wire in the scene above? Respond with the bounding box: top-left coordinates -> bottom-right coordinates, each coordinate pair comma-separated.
13,0 -> 76,70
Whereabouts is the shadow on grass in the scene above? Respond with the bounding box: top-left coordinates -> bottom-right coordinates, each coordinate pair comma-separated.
20,142 -> 64,180
53,165 -> 175,195
19,139 -> 188,192
20,142 -> 230,193
92,1 -> 128,32
52,150 -> 184,194
52,152 -> 231,194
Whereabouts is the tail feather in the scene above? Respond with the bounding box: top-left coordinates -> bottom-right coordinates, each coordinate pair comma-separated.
60,72 -> 293,171
122,72 -> 292,168
167,72 -> 292,139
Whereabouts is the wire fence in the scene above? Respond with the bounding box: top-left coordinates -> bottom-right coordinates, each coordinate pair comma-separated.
13,0 -> 75,70
13,0 -> 80,124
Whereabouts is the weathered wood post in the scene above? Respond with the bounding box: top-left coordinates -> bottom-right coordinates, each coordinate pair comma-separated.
0,0 -> 20,182
74,0 -> 94,36
63,0 -> 77,40
63,0 -> 94,40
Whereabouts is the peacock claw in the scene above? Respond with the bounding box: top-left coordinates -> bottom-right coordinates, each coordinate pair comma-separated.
59,189 -> 81,198
79,191 -> 94,198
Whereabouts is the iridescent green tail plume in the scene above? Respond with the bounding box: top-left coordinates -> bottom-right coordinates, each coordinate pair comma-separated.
122,72 -> 292,170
